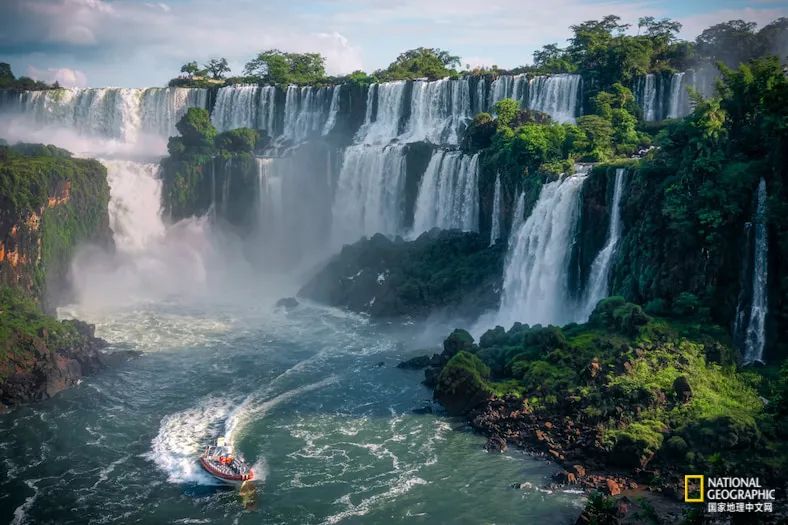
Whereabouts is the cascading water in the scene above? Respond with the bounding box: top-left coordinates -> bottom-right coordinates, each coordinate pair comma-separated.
331,144 -> 407,245
103,160 -> 166,253
527,75 -> 581,124
71,160 -> 214,308
489,173 -> 502,246
742,178 -> 769,363
637,74 -> 659,122
636,71 -> 696,121
411,151 -> 479,236
211,85 -> 264,131
1,87 -> 207,142
580,168 -> 626,318
322,85 -> 341,135
356,82 -> 407,144
282,85 -> 337,143
666,72 -> 687,119
404,78 -> 472,145
497,166 -> 589,328
510,192 -> 525,241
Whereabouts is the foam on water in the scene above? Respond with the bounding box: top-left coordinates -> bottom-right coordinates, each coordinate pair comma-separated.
148,396 -> 235,484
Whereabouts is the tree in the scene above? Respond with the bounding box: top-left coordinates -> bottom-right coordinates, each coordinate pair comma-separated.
243,50 -> 325,84
695,20 -> 758,67
638,17 -> 682,42
494,98 -> 520,129
175,108 -> 216,151
180,61 -> 201,78
0,63 -> 14,85
532,44 -> 575,73
379,47 -> 460,80
203,58 -> 230,80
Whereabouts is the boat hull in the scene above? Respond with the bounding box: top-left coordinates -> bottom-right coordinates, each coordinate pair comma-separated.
199,457 -> 253,486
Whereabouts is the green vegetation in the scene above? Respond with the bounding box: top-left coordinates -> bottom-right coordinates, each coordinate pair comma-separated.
529,16 -> 786,98
243,50 -> 326,85
0,62 -> 55,90
375,47 -> 460,81
160,108 -> 259,224
435,296 -> 784,480
0,143 -> 110,301
608,57 -> 788,349
0,286 -> 87,382
298,230 -> 506,319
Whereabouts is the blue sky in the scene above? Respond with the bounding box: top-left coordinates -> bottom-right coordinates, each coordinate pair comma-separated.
0,0 -> 785,87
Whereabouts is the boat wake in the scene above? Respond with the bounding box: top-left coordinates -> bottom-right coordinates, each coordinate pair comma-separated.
224,376 -> 339,443
148,396 -> 234,484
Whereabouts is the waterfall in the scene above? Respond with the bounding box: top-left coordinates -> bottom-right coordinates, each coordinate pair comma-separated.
404,78 -> 472,145
356,82 -> 407,144
103,160 -> 166,253
2,87 -> 207,141
489,173 -> 502,246
255,157 -> 284,263
527,75 -> 581,124
666,72 -> 686,119
71,159 -> 213,307
282,86 -> 336,143
331,144 -> 407,245
637,74 -> 658,121
510,192 -> 525,241
322,85 -> 341,135
497,166 -> 589,327
411,151 -> 479,236
211,85 -> 260,131
742,178 -> 769,363
580,168 -> 626,318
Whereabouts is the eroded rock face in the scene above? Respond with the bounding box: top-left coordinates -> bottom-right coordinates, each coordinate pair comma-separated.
1,320 -> 112,409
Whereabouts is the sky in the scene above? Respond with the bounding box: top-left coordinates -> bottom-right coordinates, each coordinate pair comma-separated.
0,0 -> 786,88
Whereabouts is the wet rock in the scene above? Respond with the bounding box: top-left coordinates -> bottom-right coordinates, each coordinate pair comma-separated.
552,470 -> 577,485
569,464 -> 586,478
485,435 -> 507,452
512,481 -> 534,490
275,297 -> 299,310
606,478 -> 622,496
672,375 -> 692,403
397,355 -> 431,369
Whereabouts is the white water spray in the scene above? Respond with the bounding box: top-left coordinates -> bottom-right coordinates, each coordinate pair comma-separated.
580,168 -> 626,318
489,173 -> 502,246
497,166 -> 589,328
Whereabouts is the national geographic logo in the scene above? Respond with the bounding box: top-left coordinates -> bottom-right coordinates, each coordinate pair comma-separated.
685,475 -> 776,514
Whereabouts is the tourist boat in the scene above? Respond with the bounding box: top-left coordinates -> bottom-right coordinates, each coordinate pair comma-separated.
199,436 -> 254,485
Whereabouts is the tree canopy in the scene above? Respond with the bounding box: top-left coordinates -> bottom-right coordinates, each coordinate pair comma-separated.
378,47 -> 461,81
243,50 -> 326,85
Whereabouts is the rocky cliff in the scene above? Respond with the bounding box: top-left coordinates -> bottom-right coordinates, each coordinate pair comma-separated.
0,143 -> 125,409
299,229 -> 505,320
0,143 -> 112,308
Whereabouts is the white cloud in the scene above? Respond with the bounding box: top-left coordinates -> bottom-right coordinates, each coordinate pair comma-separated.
26,66 -> 89,88
2,0 -> 785,87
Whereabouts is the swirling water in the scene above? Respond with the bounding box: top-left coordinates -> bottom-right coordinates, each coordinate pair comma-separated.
0,296 -> 584,524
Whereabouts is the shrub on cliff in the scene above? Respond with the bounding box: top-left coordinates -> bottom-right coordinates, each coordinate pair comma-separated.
176,108 -> 216,152
434,351 -> 492,415
215,128 -> 258,153
377,47 -> 460,81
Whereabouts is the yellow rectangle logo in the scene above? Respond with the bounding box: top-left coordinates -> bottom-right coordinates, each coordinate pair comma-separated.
685,475 -> 704,502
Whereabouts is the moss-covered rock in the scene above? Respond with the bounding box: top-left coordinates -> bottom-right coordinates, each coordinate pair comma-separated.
434,351 -> 492,415
426,298 -> 784,485
298,229 -> 505,320
0,143 -> 112,307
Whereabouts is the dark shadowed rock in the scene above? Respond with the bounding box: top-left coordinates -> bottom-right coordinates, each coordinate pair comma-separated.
275,297 -> 299,310
672,375 -> 692,403
397,355 -> 431,369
